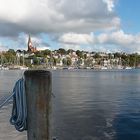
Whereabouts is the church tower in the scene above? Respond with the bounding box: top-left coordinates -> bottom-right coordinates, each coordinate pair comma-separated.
27,35 -> 37,53
28,35 -> 33,52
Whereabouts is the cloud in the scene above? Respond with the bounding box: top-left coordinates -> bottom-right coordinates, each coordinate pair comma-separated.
58,30 -> 140,53
0,0 -> 119,36
103,0 -> 115,12
60,43 -> 81,51
59,33 -> 94,45
97,30 -> 140,46
1,0 -> 139,53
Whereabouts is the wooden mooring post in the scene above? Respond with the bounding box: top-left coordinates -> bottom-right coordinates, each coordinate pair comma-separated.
24,70 -> 52,140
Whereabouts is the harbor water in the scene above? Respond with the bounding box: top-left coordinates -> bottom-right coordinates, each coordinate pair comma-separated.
1,70 -> 140,140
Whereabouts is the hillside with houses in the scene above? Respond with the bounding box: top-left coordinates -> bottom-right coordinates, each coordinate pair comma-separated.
0,36 -> 140,70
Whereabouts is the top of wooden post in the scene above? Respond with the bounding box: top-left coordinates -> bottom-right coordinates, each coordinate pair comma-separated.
24,70 -> 51,77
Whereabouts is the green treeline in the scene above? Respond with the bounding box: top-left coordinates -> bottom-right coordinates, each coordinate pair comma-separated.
0,48 -> 140,68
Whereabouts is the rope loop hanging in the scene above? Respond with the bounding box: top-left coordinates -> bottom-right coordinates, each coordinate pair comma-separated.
10,78 -> 27,132
0,78 -> 27,132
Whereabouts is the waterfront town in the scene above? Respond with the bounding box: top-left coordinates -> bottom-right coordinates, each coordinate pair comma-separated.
0,35 -> 140,70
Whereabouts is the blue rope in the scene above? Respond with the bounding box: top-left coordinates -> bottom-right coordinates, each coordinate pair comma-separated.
0,78 -> 27,132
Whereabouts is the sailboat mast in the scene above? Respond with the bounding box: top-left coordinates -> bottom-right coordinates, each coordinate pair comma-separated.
23,51 -> 25,66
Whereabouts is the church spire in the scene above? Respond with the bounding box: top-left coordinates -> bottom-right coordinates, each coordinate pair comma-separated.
28,34 -> 31,43
27,35 -> 37,53
28,35 -> 33,52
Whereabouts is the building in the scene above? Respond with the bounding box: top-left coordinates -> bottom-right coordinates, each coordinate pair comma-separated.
27,35 -> 37,53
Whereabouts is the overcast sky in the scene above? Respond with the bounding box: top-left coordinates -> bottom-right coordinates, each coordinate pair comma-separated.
0,0 -> 140,53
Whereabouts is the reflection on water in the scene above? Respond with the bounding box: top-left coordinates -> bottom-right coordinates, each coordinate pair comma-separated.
1,70 -> 140,140
51,70 -> 140,140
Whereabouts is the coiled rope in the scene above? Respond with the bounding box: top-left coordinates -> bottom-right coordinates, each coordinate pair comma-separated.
0,78 -> 27,132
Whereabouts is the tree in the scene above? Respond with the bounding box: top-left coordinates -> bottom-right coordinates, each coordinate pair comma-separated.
48,57 -> 54,67
58,48 -> 66,55
67,49 -> 74,54
53,57 -> 57,66
84,58 -> 93,67
94,53 -> 100,59
83,54 -> 87,59
114,52 -> 121,58
76,50 -> 83,58
8,49 -> 16,55
129,54 -> 137,67
67,57 -> 72,66
33,56 -> 40,65
34,51 -> 44,57
108,53 -> 114,59
62,58 -> 67,66
43,49 -> 51,56
77,58 -> 83,66
3,51 -> 16,64
121,54 -> 129,66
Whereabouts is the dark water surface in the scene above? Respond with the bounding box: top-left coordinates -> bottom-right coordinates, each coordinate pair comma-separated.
51,69 -> 140,140
1,70 -> 140,140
